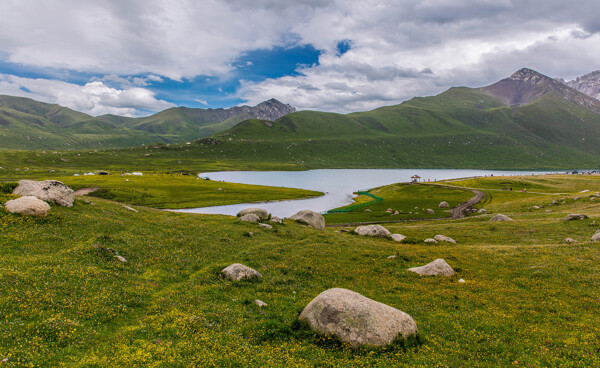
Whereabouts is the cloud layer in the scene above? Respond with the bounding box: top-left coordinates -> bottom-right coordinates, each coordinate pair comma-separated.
1,0 -> 600,113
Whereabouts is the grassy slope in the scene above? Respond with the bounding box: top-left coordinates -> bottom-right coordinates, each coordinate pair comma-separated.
2,175 -> 600,366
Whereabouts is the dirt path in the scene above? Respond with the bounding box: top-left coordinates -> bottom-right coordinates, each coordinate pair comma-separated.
74,187 -> 101,196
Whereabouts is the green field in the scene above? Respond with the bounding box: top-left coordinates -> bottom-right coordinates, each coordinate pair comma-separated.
2,174 -> 600,366
323,183 -> 474,224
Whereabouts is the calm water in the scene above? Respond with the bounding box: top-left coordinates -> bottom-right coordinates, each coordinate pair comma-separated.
174,169 -> 555,217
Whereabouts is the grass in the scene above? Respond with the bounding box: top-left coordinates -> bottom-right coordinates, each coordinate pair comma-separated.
2,174 -> 600,366
323,183 -> 473,224
57,173 -> 322,209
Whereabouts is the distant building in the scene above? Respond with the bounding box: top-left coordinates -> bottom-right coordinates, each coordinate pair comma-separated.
411,174 -> 421,183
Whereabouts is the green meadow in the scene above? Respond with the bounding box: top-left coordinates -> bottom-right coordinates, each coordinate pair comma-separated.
1,174 -> 600,366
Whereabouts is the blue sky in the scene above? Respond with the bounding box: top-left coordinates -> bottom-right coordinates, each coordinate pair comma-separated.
0,0 -> 599,117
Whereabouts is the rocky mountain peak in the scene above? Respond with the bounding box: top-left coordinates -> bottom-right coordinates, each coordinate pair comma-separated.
565,70 -> 600,100
508,68 -> 548,83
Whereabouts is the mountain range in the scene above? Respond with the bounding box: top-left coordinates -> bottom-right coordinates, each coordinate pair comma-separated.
0,97 -> 295,149
3,68 -> 600,169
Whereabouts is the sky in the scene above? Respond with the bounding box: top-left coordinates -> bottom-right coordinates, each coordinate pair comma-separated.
0,0 -> 599,117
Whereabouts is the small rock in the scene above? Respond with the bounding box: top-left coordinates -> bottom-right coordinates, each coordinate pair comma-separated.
439,201 -> 449,208
114,255 -> 127,263
254,299 -> 267,307
408,259 -> 454,276
532,206 -> 540,209
551,200 -> 558,205
490,214 -> 513,222
390,234 -> 406,242
434,235 -> 456,243
564,214 -> 588,221
386,208 -> 393,213
355,224 -> 391,237
259,223 -> 273,229
123,205 -> 138,212
564,238 -> 577,243
269,216 -> 283,224
546,210 -> 552,213
478,208 -> 487,214
238,208 -> 269,220
393,210 -> 400,215
458,278 -> 465,283
386,255 -> 397,259
424,238 -> 437,243
239,214 -> 260,222
218,188 -> 223,191
221,263 -> 262,281
289,210 -> 325,230
592,233 -> 600,242
298,288 -> 418,347
364,209 -> 372,212
4,196 -> 50,218
425,209 -> 435,214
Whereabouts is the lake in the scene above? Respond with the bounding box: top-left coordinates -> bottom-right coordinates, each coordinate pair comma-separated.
174,169 -> 556,217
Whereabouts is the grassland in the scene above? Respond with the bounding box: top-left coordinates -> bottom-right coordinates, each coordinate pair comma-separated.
2,174 -> 600,366
323,183 -> 473,224
59,173 -> 322,209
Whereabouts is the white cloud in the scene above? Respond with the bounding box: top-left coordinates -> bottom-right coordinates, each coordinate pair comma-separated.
0,74 -> 175,116
1,0 -> 600,113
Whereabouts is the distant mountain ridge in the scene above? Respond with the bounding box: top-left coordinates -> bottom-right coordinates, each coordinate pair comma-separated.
178,67 -> 600,169
564,70 -> 600,101
0,96 -> 295,149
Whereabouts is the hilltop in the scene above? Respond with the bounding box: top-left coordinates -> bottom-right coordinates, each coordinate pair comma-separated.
0,96 -> 294,150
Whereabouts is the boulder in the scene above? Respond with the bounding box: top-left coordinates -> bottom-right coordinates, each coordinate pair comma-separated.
259,223 -> 273,229
355,225 -> 391,238
4,196 -> 50,218
425,209 -> 435,214
221,263 -> 262,281
551,200 -> 558,205
564,238 -> 577,243
238,208 -> 269,220
408,259 -> 454,276
390,234 -> 406,242
13,180 -> 74,207
254,300 -> 267,308
458,278 -> 466,283
478,208 -> 487,214
289,210 -> 325,230
434,235 -> 456,243
490,214 -> 513,222
439,201 -> 449,208
269,216 -> 283,224
239,214 -> 260,222
424,238 -> 437,244
564,214 -> 588,221
592,233 -> 600,242
298,288 -> 418,347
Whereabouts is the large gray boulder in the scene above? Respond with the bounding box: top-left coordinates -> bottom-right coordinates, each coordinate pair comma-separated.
289,210 -> 325,230
439,201 -> 449,208
564,213 -> 588,221
13,180 -> 74,207
355,224 -> 391,238
299,288 -> 418,347
238,207 -> 269,220
4,196 -> 51,218
490,214 -> 513,222
221,263 -> 262,281
408,259 -> 454,276
239,214 -> 260,222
